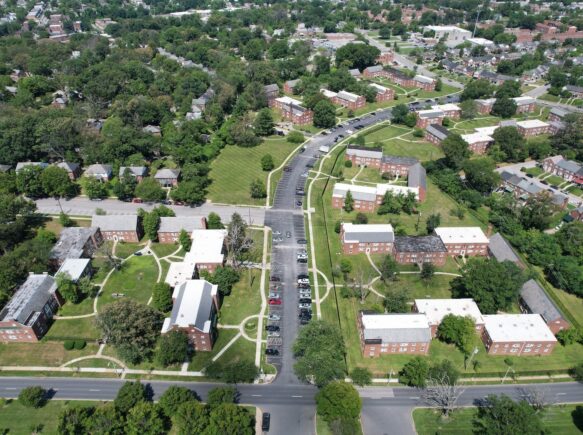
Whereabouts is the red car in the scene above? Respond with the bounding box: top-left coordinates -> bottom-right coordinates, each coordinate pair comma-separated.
269,298 -> 282,305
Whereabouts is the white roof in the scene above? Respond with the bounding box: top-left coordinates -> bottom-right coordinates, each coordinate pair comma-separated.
376,183 -> 420,199
432,103 -> 461,112
346,146 -> 383,159
56,258 -> 91,282
332,183 -> 419,200
415,74 -> 434,84
474,126 -> 499,136
362,313 -> 430,330
333,182 -> 377,197
369,82 -> 388,92
476,98 -> 496,105
417,109 -> 445,118
337,90 -> 361,102
275,96 -> 303,106
516,119 -> 549,129
468,37 -> 494,46
513,96 -> 535,105
435,227 -> 489,244
425,25 -> 471,34
483,314 -> 557,343
321,89 -> 337,98
165,259 -> 197,288
461,132 -> 494,144
342,223 -> 394,243
415,298 -> 484,326
187,229 -> 227,264
162,279 -> 217,333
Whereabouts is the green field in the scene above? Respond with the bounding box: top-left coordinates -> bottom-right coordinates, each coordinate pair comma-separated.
45,317 -> 100,341
523,166 -> 544,177
219,269 -> 262,325
0,341 -> 97,367
360,125 -> 444,161
413,405 -> 583,435
208,137 -> 298,205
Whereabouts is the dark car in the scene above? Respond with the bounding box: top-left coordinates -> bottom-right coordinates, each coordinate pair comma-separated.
305,162 -> 314,168
297,239 -> 308,244
270,276 -> 281,282
134,251 -> 143,256
265,325 -> 280,332
300,318 -> 311,325
265,348 -> 279,356
299,147 -> 305,153
337,134 -> 345,139
297,274 -> 309,279
299,298 -> 312,304
262,413 -> 271,431
297,258 -> 308,263
296,200 -> 303,206
283,166 -> 292,172
297,284 -> 311,290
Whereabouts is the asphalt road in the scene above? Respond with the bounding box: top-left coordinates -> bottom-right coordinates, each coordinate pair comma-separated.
34,197 -> 266,226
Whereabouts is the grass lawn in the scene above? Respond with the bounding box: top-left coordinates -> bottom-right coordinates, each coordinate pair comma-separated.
0,400 -> 98,434
98,255 -> 159,308
44,218 -> 91,236
523,166 -> 544,177
543,174 -> 566,186
57,295 -> 95,316
219,269 -> 262,325
450,116 -> 500,133
566,186 -> 583,197
90,257 -> 112,285
539,93 -> 561,103
363,124 -> 410,144
208,137 -> 298,205
114,242 -> 144,259
359,125 -> 443,162
413,405 -> 583,435
45,317 -> 100,341
378,274 -> 455,300
0,341 -> 97,367
150,242 -> 181,258
187,329 -> 253,371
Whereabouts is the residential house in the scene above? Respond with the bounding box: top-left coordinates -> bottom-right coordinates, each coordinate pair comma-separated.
56,258 -> 92,282
434,227 -> 489,257
158,216 -> 208,244
499,171 -> 569,207
358,312 -> 432,357
332,90 -> 366,110
52,91 -> 68,109
413,299 -> 484,337
475,70 -> 517,86
50,227 -> 103,265
549,107 -> 571,122
161,280 -> 219,351
481,314 -> 557,355
349,68 -> 362,80
340,223 -> 394,255
392,236 -> 448,266
274,97 -> 313,125
94,18 -> 116,32
432,103 -> 461,119
415,109 -> 445,128
91,215 -> 141,242
425,124 -> 450,145
15,162 -> 48,173
488,233 -> 523,267
56,162 -> 81,180
283,79 -> 300,94
142,125 -> 161,136
192,88 -> 215,111
84,164 -> 113,181
0,274 -> 63,343
513,96 -> 536,113
154,168 -> 180,187
119,166 -> 148,182
461,132 -> 494,154
264,84 -> 280,107
345,146 -> 383,168
369,83 -> 394,102
520,279 -> 569,334
475,98 -> 496,115
0,165 -> 11,172
186,229 -> 227,272
565,85 -> 583,98
542,156 -> 583,184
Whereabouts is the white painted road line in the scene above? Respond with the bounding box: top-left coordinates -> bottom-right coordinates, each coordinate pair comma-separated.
251,394 -> 262,397
291,395 -> 303,398
557,393 -> 567,396
5,388 -> 16,390
89,389 -> 101,392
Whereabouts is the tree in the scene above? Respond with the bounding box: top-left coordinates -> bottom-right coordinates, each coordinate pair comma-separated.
344,190 -> 354,212
399,357 -> 429,388
55,272 -> 83,304
380,255 -> 398,282
473,395 -> 543,435
250,178 -> 266,199
135,178 -> 166,202
378,191 -> 402,215
491,97 -> 517,119
424,367 -> 464,417
555,221 -> 583,261
492,126 -> 528,162
151,282 -> 173,312
253,109 -> 274,136
495,81 -> 522,99
391,104 -> 409,124
316,382 -> 362,424
84,177 -> 108,200
335,43 -> 380,70
426,213 -> 441,233
442,133 -> 470,169
546,256 -> 583,297
207,403 -> 254,435
142,205 -> 175,241
174,401 -> 209,434
205,267 -> 240,296
18,386 -> 47,408
261,154 -> 274,171
287,131 -> 305,144
207,212 -> 224,229
207,386 -> 238,406
379,25 -> 391,39
170,180 -> 207,205
383,289 -> 409,313
57,405 -> 93,435
314,55 -> 331,76
178,229 -> 191,251
156,330 -> 189,367
354,212 -> 368,224
460,100 -> 478,120
41,166 -> 77,199
313,100 -> 337,128
520,193 -> 556,231
59,212 -> 73,227
570,363 -> 583,381
293,320 -> 346,387
126,402 -> 167,435
463,158 -> 500,194
437,314 -> 476,356
461,79 -> 494,101
113,168 -> 137,201
420,262 -> 435,282
205,359 -> 258,383
114,381 -> 148,414
451,259 -> 526,313
350,367 -> 372,386
225,213 -> 252,269
96,300 -> 164,363
86,404 -> 125,434
158,386 -> 198,417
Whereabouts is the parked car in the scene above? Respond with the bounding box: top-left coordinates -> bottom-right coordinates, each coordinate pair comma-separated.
267,331 -> 280,337
299,147 -> 305,153
265,325 -> 280,331
297,278 -> 310,284
296,200 -> 303,206
296,189 -> 305,196
268,292 -> 280,299
297,239 -> 308,244
268,314 -> 281,321
265,349 -> 279,356
269,299 -> 282,305
299,298 -> 312,304
283,166 -> 292,172
270,276 -> 281,282
297,258 -> 307,263
273,230 -> 282,236
298,303 -> 311,309
134,251 -> 143,256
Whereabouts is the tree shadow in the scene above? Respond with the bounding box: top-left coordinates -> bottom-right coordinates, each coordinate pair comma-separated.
572,405 -> 583,432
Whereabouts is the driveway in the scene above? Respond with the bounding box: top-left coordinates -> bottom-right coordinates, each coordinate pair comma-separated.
34,197 -> 266,226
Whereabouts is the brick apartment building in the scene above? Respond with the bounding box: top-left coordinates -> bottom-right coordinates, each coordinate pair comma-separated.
569,205 -> 583,222
481,314 -> 557,356
542,155 -> 583,184
186,229 -> 227,272
376,51 -> 394,65
332,182 -> 422,212
358,312 -> 431,357
91,215 -> 141,242
385,67 -> 416,87
161,279 -> 219,351
363,65 -> 388,79
425,124 -> 450,145
414,75 -> 436,91
416,109 -> 445,128
548,107 -> 570,122
500,119 -> 550,137
461,132 -> 494,154
340,223 -> 394,255
283,79 -> 300,94
274,97 -> 314,125
432,103 -> 461,119
50,227 -> 103,265
369,83 -> 394,102
513,96 -> 536,113
345,146 -> 383,168
475,98 -> 496,114
520,279 -> 569,334
434,227 -> 489,257
413,298 -> 484,337
380,155 -> 419,176
332,90 -> 366,110
264,84 -> 280,107
158,216 -> 208,244
0,273 -> 63,342
488,233 -> 523,267
392,235 -> 448,266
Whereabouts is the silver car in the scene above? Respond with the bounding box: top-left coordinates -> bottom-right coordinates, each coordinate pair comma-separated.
268,314 -> 281,321
267,331 -> 281,337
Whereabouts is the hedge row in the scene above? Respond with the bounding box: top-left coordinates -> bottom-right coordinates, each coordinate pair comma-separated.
63,340 -> 87,350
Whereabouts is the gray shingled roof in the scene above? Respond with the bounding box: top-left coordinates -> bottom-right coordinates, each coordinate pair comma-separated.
344,230 -> 394,243
550,107 -> 569,118
365,65 -> 383,73
264,84 -> 279,93
57,162 -> 79,173
488,233 -> 521,264
0,274 -> 57,325
154,168 -> 180,179
408,163 -> 426,190
520,279 -> 564,323
394,236 -> 446,253
84,164 -> 112,176
50,227 -> 100,262
381,155 -> 418,166
426,124 -> 450,141
119,166 -> 148,177
0,164 -> 11,172
92,215 -> 138,232
159,216 -> 206,233
557,159 -> 581,174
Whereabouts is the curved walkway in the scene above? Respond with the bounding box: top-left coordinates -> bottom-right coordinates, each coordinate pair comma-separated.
61,355 -> 127,369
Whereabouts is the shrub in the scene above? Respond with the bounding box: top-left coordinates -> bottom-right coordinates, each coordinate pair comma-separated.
344,160 -> 353,168
287,131 -> 305,144
74,340 -> 86,350
413,128 -> 424,138
18,386 -> 47,408
64,340 -> 74,350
